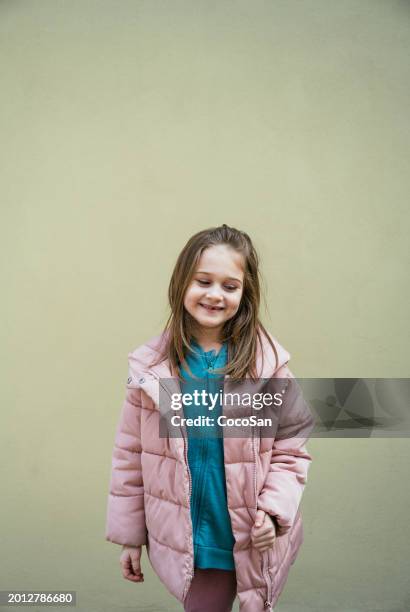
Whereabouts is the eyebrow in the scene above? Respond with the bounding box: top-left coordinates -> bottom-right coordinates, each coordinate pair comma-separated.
196,270 -> 243,284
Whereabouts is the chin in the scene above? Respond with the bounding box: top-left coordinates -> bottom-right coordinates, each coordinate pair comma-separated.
197,318 -> 223,328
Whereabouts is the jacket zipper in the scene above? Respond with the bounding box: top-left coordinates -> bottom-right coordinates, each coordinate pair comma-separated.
181,423 -> 195,600
252,428 -> 273,609
154,374 -> 195,601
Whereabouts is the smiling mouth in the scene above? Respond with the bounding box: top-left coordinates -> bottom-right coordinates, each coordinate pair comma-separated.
199,303 -> 224,311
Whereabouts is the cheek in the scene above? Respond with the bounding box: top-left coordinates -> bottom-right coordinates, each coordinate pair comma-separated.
226,294 -> 242,311
184,286 -> 200,308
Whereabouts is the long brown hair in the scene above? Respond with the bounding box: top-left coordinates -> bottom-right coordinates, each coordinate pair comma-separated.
151,224 -> 279,382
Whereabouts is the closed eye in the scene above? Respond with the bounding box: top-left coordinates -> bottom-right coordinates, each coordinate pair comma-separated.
197,279 -> 238,291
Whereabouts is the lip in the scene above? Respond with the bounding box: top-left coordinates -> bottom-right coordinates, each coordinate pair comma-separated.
199,302 -> 224,311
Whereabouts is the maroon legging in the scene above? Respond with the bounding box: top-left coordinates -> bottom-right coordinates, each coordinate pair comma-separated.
183,568 -> 237,612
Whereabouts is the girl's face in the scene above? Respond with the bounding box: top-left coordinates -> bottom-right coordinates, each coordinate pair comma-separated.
183,244 -> 245,337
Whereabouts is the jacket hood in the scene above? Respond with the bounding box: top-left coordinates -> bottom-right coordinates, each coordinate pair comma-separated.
128,327 -> 291,384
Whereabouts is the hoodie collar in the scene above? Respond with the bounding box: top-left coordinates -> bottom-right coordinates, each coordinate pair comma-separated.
187,337 -> 228,366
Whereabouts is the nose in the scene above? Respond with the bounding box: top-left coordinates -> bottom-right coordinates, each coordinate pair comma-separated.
205,285 -> 223,301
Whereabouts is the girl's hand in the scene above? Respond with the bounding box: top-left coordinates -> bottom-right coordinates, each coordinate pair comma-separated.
120,545 -> 144,582
251,509 -> 276,553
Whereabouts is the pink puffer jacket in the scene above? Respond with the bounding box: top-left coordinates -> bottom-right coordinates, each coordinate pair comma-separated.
105,330 -> 314,611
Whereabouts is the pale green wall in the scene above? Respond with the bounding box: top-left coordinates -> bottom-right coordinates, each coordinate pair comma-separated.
1,1 -> 409,611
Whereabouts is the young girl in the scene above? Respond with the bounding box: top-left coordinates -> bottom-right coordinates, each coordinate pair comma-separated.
105,224 -> 314,612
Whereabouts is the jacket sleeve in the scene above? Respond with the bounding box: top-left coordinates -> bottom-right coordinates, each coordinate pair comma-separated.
105,362 -> 147,547
257,364 -> 314,535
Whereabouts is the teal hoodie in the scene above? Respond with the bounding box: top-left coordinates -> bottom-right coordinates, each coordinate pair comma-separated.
179,338 -> 236,570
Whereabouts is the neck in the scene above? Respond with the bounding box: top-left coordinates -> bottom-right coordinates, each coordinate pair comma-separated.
192,325 -> 224,351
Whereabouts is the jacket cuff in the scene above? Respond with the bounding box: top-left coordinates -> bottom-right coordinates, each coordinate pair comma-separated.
105,494 -> 147,547
257,498 -> 293,535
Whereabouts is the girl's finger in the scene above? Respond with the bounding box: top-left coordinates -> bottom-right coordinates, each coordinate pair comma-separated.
257,543 -> 274,552
253,538 -> 276,549
252,532 -> 276,543
124,566 -> 144,581
252,525 -> 272,537
121,557 -> 144,582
